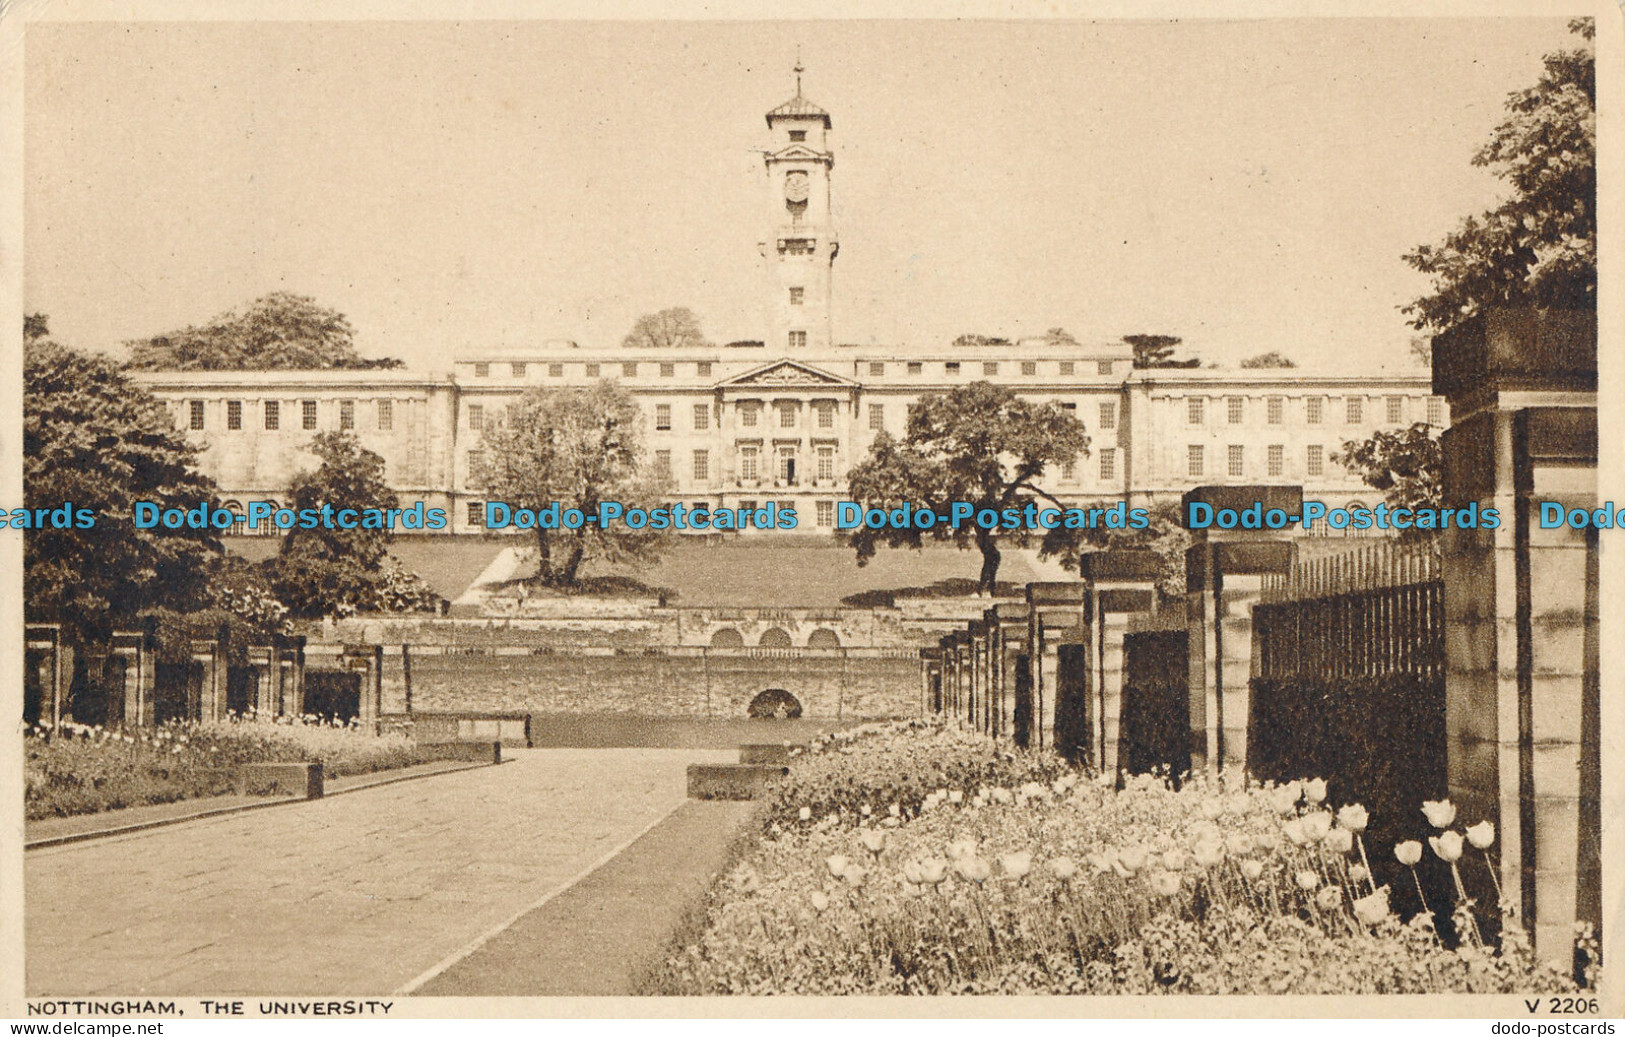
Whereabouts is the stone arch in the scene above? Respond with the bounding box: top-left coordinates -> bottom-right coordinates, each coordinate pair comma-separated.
748,688 -> 803,719
757,627 -> 792,648
806,627 -> 841,648
709,627 -> 744,648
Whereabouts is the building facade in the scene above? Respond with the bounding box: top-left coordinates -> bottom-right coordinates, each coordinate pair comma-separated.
131,76 -> 1447,535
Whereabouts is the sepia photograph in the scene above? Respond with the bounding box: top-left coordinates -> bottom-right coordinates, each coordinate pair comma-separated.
4,2 -> 1615,1021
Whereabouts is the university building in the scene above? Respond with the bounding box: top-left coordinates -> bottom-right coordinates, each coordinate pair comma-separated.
131,72 -> 1446,535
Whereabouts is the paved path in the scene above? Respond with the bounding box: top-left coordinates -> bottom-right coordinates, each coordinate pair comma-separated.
26,748 -> 730,996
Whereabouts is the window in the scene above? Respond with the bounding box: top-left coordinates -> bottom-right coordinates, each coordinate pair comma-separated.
777,445 -> 798,483
693,404 -> 710,431
1306,397 -> 1324,424
739,446 -> 759,482
1061,402 -> 1077,415
1099,402 -> 1117,430
1059,361 -> 1075,376
817,402 -> 834,429
740,500 -> 757,515
907,362 -> 922,375
585,363 -> 600,378
1021,361 -> 1037,376
1228,444 -> 1244,478
474,362 -> 489,378
1427,397 -> 1445,426
654,450 -> 672,479
264,400 -> 280,430
302,400 -> 318,430
983,362 -> 999,376
1097,361 -> 1114,376
816,446 -> 835,481
789,287 -> 804,305
622,362 -> 637,377
188,401 -> 205,430
1346,396 -> 1363,423
869,362 -> 885,376
1386,396 -> 1404,424
377,399 -> 393,431
693,449 -> 710,481
1267,396 -> 1284,424
468,405 -> 484,431
1307,445 -> 1324,477
779,404 -> 796,429
468,502 -> 485,527
868,404 -> 884,431
1268,444 -> 1284,477
1100,448 -> 1116,481
549,363 -> 564,377
781,239 -> 814,255
340,399 -> 355,430
655,404 -> 672,431
788,130 -> 807,142
1061,458 -> 1077,481
1188,444 -> 1205,478
945,362 -> 961,375
1187,397 -> 1205,425
227,400 -> 243,430
788,331 -> 807,349
1228,397 -> 1244,425
697,362 -> 712,377
512,362 -> 526,378
740,403 -> 758,428
661,363 -> 676,378
816,500 -> 835,527
467,450 -> 485,486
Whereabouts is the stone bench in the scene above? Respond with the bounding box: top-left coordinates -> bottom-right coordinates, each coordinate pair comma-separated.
738,743 -> 800,765
687,763 -> 789,801
238,762 -> 324,799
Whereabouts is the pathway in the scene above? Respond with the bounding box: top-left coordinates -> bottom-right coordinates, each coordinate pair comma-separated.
26,748 -> 731,996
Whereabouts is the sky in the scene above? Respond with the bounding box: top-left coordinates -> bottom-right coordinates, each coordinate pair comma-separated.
23,17 -> 1581,374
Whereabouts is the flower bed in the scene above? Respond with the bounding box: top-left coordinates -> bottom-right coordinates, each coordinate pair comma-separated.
647,723 -> 1590,995
24,715 -> 434,820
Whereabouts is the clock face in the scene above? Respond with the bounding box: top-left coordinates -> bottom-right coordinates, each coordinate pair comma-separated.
784,171 -> 810,203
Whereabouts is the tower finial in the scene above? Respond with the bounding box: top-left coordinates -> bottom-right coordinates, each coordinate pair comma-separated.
794,48 -> 804,96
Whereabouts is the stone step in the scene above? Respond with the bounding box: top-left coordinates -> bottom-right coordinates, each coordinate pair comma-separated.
737,743 -> 801,765
686,763 -> 789,801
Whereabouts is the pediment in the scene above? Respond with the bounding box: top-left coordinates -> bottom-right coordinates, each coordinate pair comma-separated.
766,144 -> 831,162
719,359 -> 857,389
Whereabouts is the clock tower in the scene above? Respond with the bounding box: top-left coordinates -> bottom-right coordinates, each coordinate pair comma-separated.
759,62 -> 837,353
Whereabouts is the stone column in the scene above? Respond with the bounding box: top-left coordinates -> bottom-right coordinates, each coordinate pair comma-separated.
190,638 -> 220,722
1433,307 -> 1599,967
993,603 -> 1029,742
345,644 -> 385,728
1026,583 -> 1087,753
246,645 -> 276,716
110,631 -> 155,727
1182,485 -> 1299,777
276,635 -> 306,717
938,635 -> 957,717
1079,551 -> 1161,776
25,624 -> 64,728
954,634 -> 973,727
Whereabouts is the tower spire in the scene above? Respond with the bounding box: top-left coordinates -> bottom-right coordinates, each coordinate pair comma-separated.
794,49 -> 804,97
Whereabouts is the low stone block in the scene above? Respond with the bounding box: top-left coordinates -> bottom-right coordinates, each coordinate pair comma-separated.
739,743 -> 799,765
688,763 -> 789,800
238,762 -> 323,799
421,741 -> 503,764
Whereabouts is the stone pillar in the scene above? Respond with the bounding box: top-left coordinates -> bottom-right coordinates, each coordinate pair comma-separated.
190,638 -> 221,722
993,603 -> 1029,742
1433,307 -> 1599,967
1080,551 -> 1161,776
110,631 -> 155,727
918,648 -> 941,715
954,634 -> 973,727
276,635 -> 306,717
1026,583 -> 1087,753
345,644 -> 385,728
1182,485 -> 1299,777
247,645 -> 276,716
25,624 -> 65,728
938,635 -> 958,717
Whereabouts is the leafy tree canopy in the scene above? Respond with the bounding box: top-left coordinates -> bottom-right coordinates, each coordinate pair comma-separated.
1044,327 -> 1079,347
844,381 -> 1088,593
1041,500 -> 1190,606
124,292 -> 403,371
1240,351 -> 1297,369
952,333 -> 1012,348
1334,423 -> 1443,540
622,307 -> 711,350
1124,334 -> 1201,369
479,380 -> 670,588
1403,19 -> 1594,334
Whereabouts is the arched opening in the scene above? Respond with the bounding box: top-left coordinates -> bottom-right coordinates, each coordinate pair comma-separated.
757,627 -> 792,648
748,688 -> 803,719
806,628 -> 841,648
709,627 -> 744,648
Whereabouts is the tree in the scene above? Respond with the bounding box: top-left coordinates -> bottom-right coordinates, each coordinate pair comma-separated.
1041,499 -> 1190,605
1334,423 -> 1443,540
1403,19 -> 1594,335
124,292 -> 403,371
260,432 -> 441,618
1240,351 -> 1297,369
479,381 -> 669,588
1124,334 -> 1201,369
844,382 -> 1088,593
24,337 -> 224,645
1044,327 -> 1079,348
622,307 -> 711,350
25,313 -> 50,342
952,333 -> 1012,348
